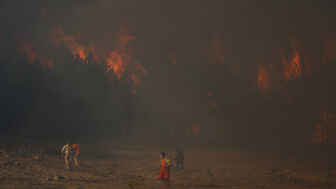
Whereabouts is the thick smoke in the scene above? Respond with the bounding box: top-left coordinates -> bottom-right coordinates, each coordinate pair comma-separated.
1,0 -> 336,149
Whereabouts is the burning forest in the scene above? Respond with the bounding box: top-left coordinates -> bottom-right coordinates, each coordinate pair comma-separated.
1,0 -> 336,188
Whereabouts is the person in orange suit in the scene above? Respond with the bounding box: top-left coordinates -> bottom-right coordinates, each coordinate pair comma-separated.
157,152 -> 170,185
71,143 -> 80,168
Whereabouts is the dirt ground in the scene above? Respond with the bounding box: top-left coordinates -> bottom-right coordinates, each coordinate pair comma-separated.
0,142 -> 334,189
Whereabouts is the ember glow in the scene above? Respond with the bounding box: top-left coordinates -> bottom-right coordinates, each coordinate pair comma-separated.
192,123 -> 200,136
257,64 -> 270,93
105,28 -> 136,80
312,123 -> 327,144
18,42 -> 53,68
282,49 -> 302,81
51,26 -> 90,61
48,25 -> 146,88
106,51 -> 125,79
18,42 -> 37,64
312,112 -> 336,144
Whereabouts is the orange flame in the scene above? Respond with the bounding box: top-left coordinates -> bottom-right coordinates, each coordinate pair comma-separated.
49,25 -> 146,90
106,51 -> 124,79
282,49 -> 302,80
51,26 -> 89,61
105,27 -> 136,80
257,64 -> 270,92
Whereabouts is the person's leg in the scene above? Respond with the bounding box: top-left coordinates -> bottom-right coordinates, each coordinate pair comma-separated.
166,167 -> 170,185
64,153 -> 69,169
159,168 -> 165,179
73,154 -> 79,167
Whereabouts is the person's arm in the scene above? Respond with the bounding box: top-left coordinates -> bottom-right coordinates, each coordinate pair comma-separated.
61,145 -> 66,153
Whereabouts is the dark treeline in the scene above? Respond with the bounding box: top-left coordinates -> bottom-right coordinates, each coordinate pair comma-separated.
204,59 -> 336,149
0,50 -> 134,141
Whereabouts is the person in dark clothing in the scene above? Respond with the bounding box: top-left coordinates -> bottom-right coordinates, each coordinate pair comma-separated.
174,147 -> 184,170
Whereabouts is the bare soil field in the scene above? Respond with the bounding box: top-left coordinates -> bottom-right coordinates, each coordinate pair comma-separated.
0,142 -> 333,189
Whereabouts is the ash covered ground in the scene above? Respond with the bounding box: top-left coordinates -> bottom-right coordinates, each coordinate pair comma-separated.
0,139 -> 333,189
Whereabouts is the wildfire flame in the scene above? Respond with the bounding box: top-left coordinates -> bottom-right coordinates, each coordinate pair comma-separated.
16,24 -> 147,96
51,26 -> 90,61
106,51 -> 125,79
282,49 -> 302,80
105,27 -> 136,80
50,25 -> 144,85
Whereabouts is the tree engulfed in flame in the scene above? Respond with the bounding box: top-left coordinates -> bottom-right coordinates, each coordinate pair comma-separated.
282,49 -> 302,80
51,26 -> 90,61
105,27 -> 136,80
49,25 -> 146,86
106,51 -> 125,79
18,25 -> 147,93
257,64 -> 270,93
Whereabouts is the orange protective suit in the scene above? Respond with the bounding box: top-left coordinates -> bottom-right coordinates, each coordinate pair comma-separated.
158,158 -> 169,183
